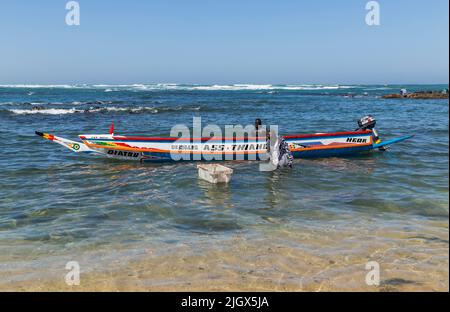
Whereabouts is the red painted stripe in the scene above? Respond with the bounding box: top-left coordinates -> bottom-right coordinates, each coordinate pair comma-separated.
111,136 -> 265,142
283,130 -> 371,139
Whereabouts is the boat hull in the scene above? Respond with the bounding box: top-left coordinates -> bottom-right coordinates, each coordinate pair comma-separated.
80,130 -> 375,162
36,130 -> 412,162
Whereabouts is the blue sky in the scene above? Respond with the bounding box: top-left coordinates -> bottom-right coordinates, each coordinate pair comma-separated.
0,0 -> 448,84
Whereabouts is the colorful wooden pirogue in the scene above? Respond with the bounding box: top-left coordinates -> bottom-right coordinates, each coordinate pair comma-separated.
36,116 -> 413,163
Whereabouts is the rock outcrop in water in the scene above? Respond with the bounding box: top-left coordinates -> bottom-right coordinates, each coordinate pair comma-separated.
383,90 -> 448,99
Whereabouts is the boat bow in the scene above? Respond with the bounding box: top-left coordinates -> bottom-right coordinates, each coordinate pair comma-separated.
35,131 -> 96,154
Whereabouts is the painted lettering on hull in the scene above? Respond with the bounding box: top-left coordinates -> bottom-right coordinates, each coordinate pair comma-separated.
170,143 -> 267,152
107,150 -> 140,158
346,137 -> 368,143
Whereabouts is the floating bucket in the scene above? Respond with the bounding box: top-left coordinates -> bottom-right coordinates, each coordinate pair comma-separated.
197,164 -> 233,184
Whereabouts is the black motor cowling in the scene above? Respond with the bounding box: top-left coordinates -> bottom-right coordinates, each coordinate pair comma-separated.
356,115 -> 376,130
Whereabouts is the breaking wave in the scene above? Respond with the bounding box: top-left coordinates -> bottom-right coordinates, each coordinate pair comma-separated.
9,108 -> 82,115
0,83 -> 359,92
0,101 -> 115,108
0,84 -> 88,89
6,105 -> 202,115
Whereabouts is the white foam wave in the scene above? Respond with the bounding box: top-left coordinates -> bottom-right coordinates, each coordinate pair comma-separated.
0,84 -> 87,89
189,84 -> 273,91
91,107 -> 159,113
9,108 -> 81,115
7,106 -> 200,115
0,83 -> 359,91
179,84 -> 358,91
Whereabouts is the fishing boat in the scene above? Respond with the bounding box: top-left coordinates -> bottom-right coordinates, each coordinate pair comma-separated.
35,116 -> 413,163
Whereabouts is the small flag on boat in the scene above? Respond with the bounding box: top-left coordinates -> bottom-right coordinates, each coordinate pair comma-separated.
109,121 -> 114,135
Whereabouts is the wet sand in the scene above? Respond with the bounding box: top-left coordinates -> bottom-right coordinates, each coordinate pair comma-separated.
1,218 -> 448,292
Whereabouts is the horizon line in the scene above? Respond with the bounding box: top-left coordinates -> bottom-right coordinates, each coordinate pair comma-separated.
0,82 -> 449,86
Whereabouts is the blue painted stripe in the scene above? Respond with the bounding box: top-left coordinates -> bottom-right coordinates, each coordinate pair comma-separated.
291,145 -> 373,158
142,152 -> 266,161
139,144 -> 374,162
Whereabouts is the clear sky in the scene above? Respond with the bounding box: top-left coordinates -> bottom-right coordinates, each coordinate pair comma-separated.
0,0 -> 448,84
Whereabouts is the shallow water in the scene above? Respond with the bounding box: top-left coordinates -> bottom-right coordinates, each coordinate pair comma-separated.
0,84 -> 448,291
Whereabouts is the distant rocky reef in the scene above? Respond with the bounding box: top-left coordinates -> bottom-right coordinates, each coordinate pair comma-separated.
383,90 -> 448,99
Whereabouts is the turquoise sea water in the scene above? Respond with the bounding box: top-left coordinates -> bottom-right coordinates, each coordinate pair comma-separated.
0,84 -> 448,289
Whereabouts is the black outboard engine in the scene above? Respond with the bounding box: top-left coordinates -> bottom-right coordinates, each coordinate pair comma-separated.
356,115 -> 376,131
356,115 -> 381,144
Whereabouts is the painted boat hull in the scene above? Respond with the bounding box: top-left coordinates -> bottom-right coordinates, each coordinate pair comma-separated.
36,129 -> 413,162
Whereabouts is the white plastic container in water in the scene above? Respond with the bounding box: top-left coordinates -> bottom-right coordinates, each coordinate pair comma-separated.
197,164 -> 233,184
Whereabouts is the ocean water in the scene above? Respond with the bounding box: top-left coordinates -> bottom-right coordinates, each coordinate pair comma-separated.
0,84 -> 448,290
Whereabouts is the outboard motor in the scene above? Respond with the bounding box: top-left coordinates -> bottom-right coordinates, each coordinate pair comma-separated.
356,115 -> 381,144
356,115 -> 376,131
